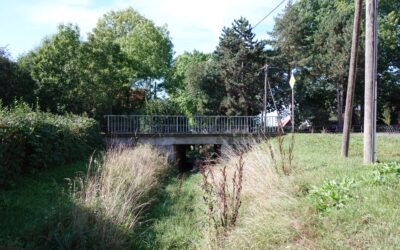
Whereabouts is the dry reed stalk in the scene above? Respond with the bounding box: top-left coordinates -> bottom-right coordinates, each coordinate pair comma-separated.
71,145 -> 167,248
211,143 -> 297,250
200,150 -> 245,241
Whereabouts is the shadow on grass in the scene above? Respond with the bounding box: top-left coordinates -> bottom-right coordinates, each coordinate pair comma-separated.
131,169 -> 203,250
0,161 -> 87,248
32,202 -> 133,250
0,160 -> 131,250
1,162 -> 203,249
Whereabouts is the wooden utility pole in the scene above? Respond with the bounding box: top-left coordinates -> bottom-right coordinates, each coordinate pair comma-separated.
364,0 -> 378,164
341,0 -> 362,157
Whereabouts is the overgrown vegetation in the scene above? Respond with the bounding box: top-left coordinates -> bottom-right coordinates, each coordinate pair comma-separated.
0,145 -> 170,249
121,134 -> 400,249
268,131 -> 295,175
131,172 -> 204,250
0,161 -> 87,248
200,153 -> 244,240
40,145 -> 169,249
0,102 -> 102,188
2,134 -> 399,249
209,134 -> 400,249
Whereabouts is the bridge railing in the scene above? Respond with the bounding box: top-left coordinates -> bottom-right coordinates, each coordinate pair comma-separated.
105,115 -> 280,135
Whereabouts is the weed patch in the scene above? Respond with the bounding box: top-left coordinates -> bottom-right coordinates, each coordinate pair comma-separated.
200,153 -> 244,239
308,177 -> 356,213
268,132 -> 295,175
364,162 -> 400,185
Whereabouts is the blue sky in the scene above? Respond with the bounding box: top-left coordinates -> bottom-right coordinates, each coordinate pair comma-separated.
0,0 -> 286,59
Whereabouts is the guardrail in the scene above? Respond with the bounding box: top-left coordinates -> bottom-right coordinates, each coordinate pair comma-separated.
105,115 -> 280,135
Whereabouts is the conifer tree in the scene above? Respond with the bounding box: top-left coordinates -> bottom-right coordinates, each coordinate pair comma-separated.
215,17 -> 266,116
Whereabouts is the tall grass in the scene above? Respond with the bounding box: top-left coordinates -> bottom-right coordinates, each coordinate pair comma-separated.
222,143 -> 299,249
200,152 -> 244,240
209,134 -> 400,249
47,145 -> 169,249
198,142 -> 298,249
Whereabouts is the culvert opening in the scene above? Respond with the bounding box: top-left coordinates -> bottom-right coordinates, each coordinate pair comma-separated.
174,144 -> 222,172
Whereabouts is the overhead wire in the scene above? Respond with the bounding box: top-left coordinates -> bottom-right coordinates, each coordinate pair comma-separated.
251,0 -> 288,30
252,0 -> 290,120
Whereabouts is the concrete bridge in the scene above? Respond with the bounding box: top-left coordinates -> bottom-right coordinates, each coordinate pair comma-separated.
105,115 -> 280,168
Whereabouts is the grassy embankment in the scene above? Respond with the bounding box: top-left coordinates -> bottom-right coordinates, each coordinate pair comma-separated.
1,134 -> 399,249
0,145 -> 170,249
133,133 -> 400,249
0,161 -> 87,246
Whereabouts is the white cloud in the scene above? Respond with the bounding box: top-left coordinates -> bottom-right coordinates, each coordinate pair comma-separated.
18,1 -> 105,37
121,0 -> 285,53
17,0 -> 285,55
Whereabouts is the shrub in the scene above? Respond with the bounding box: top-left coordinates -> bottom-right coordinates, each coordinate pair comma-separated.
0,102 -> 102,188
307,177 -> 355,213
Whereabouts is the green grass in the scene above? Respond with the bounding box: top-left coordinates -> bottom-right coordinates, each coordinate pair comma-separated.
0,161 -> 87,247
1,134 -> 399,249
129,133 -> 400,249
131,172 -> 205,250
289,134 -> 400,248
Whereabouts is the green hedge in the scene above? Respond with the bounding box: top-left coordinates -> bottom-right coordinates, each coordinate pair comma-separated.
0,103 -> 103,188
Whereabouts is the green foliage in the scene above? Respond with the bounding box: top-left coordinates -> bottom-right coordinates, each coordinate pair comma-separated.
15,8 -> 174,119
308,177 -> 355,213
0,102 -> 102,188
365,162 -> 400,185
131,173 -> 204,249
0,161 -> 86,248
166,50 -> 224,115
145,99 -> 183,115
381,104 -> 393,125
271,0 -> 400,125
28,24 -> 84,114
93,7 -> 173,100
215,17 -> 265,115
0,48 -> 35,106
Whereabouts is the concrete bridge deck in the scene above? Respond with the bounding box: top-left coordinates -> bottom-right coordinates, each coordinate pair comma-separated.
106,133 -> 266,146
105,115 -> 280,167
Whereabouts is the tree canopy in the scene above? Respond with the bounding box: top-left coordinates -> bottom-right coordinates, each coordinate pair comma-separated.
215,17 -> 266,116
270,0 -> 400,126
11,8 -> 174,119
1,1 -> 399,128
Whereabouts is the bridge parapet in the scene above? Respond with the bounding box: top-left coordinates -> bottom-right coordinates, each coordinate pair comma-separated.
105,115 -> 280,135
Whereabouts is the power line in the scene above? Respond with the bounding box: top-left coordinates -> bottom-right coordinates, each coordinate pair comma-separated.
252,0 -> 288,30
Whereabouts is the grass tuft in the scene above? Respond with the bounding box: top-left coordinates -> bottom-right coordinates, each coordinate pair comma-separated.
43,145 -> 169,249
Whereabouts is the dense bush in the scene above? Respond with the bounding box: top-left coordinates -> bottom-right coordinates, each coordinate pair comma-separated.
0,102 -> 102,188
